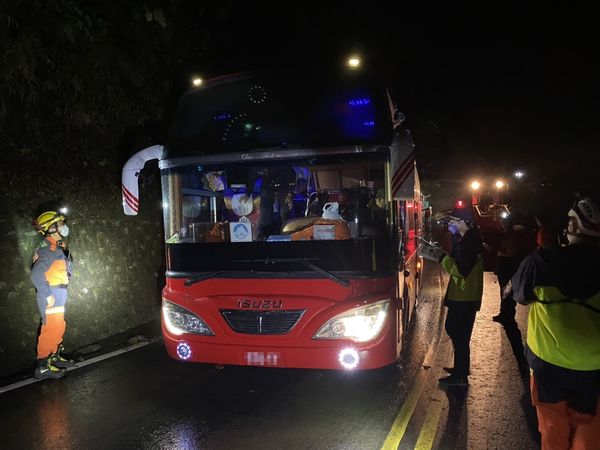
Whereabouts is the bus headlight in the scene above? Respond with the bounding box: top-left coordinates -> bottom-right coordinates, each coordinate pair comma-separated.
162,299 -> 214,336
313,299 -> 389,343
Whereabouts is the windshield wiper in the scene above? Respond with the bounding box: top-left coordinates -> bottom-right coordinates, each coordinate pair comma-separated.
184,270 -> 230,286
234,257 -> 350,287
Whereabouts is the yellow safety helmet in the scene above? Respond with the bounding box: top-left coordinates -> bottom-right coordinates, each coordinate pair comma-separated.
35,211 -> 66,235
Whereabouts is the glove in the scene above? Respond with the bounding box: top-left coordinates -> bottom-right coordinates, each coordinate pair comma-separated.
418,242 -> 446,262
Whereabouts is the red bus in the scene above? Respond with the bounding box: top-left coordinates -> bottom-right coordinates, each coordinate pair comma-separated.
122,70 -> 422,370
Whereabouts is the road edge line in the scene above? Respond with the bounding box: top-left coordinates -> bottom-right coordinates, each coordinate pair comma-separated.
0,336 -> 162,395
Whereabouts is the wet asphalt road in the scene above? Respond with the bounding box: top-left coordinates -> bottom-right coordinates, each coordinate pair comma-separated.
0,264 -> 540,450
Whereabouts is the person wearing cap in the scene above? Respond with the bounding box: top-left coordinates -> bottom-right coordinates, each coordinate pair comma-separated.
508,197 -> 600,449
419,206 -> 484,386
31,211 -> 75,379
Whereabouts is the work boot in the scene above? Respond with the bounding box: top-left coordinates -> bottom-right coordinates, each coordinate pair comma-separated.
34,358 -> 66,380
49,345 -> 75,369
438,374 -> 468,387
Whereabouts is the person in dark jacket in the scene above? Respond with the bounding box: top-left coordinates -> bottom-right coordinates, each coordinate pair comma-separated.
493,213 -> 537,323
508,197 -> 600,450
419,207 -> 484,386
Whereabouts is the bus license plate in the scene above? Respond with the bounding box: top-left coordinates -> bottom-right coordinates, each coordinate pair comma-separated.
244,351 -> 282,366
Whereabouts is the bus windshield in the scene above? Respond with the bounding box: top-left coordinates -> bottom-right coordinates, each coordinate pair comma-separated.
161,153 -> 388,245
167,72 -> 393,157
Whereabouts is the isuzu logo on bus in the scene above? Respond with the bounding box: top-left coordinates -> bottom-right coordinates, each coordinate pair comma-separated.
237,299 -> 282,309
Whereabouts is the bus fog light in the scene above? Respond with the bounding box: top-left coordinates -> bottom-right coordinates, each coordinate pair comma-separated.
177,342 -> 192,360
339,348 -> 359,370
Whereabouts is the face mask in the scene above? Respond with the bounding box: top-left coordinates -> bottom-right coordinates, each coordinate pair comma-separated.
58,224 -> 69,237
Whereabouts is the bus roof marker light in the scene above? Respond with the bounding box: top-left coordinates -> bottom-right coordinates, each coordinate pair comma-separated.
339,348 -> 360,370
176,342 -> 192,360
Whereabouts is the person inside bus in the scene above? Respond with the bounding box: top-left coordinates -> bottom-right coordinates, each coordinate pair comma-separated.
284,176 -> 309,219
258,171 -> 292,239
307,190 -> 330,217
337,188 -> 356,221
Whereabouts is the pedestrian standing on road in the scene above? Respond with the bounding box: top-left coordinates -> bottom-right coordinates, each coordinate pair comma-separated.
509,197 -> 600,450
492,213 -> 537,324
31,211 -> 75,379
419,207 -> 484,386
534,213 -> 559,250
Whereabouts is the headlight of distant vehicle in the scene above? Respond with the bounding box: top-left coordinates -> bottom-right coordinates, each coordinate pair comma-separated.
162,299 -> 214,336
314,299 -> 389,343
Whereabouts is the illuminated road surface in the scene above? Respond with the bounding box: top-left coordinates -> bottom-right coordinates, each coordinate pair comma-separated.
0,267 -> 539,450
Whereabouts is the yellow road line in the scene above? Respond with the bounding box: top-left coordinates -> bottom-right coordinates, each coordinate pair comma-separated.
380,371 -> 428,450
414,392 -> 445,450
380,321 -> 444,450
381,266 -> 447,450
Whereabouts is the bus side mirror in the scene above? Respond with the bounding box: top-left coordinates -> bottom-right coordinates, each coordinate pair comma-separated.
121,145 -> 163,215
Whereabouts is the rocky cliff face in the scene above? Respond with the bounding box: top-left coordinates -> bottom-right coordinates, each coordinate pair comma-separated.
0,148 -> 164,377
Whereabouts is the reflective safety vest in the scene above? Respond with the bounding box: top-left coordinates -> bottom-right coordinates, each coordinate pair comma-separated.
528,286 -> 600,371
440,254 -> 484,302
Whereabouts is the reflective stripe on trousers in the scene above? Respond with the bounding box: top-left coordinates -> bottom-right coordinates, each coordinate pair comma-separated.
36,287 -> 68,359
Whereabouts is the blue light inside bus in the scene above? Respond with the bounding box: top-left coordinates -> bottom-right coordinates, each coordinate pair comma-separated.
213,112 -> 232,121
348,98 -> 371,106
343,96 -> 376,139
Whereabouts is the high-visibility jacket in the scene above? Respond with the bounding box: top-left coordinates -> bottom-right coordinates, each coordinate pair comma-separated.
441,254 -> 484,303
512,246 -> 600,371
441,226 -> 484,307
528,286 -> 600,370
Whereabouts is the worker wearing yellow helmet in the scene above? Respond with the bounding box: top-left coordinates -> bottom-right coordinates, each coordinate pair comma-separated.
31,210 -> 75,379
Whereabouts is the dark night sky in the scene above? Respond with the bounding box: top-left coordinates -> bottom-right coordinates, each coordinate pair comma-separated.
204,3 -> 599,194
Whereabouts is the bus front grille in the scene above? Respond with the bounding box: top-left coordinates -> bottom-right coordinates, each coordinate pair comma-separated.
220,309 -> 306,335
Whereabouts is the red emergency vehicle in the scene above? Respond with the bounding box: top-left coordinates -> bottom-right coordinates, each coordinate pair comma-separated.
122,70 -> 422,370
